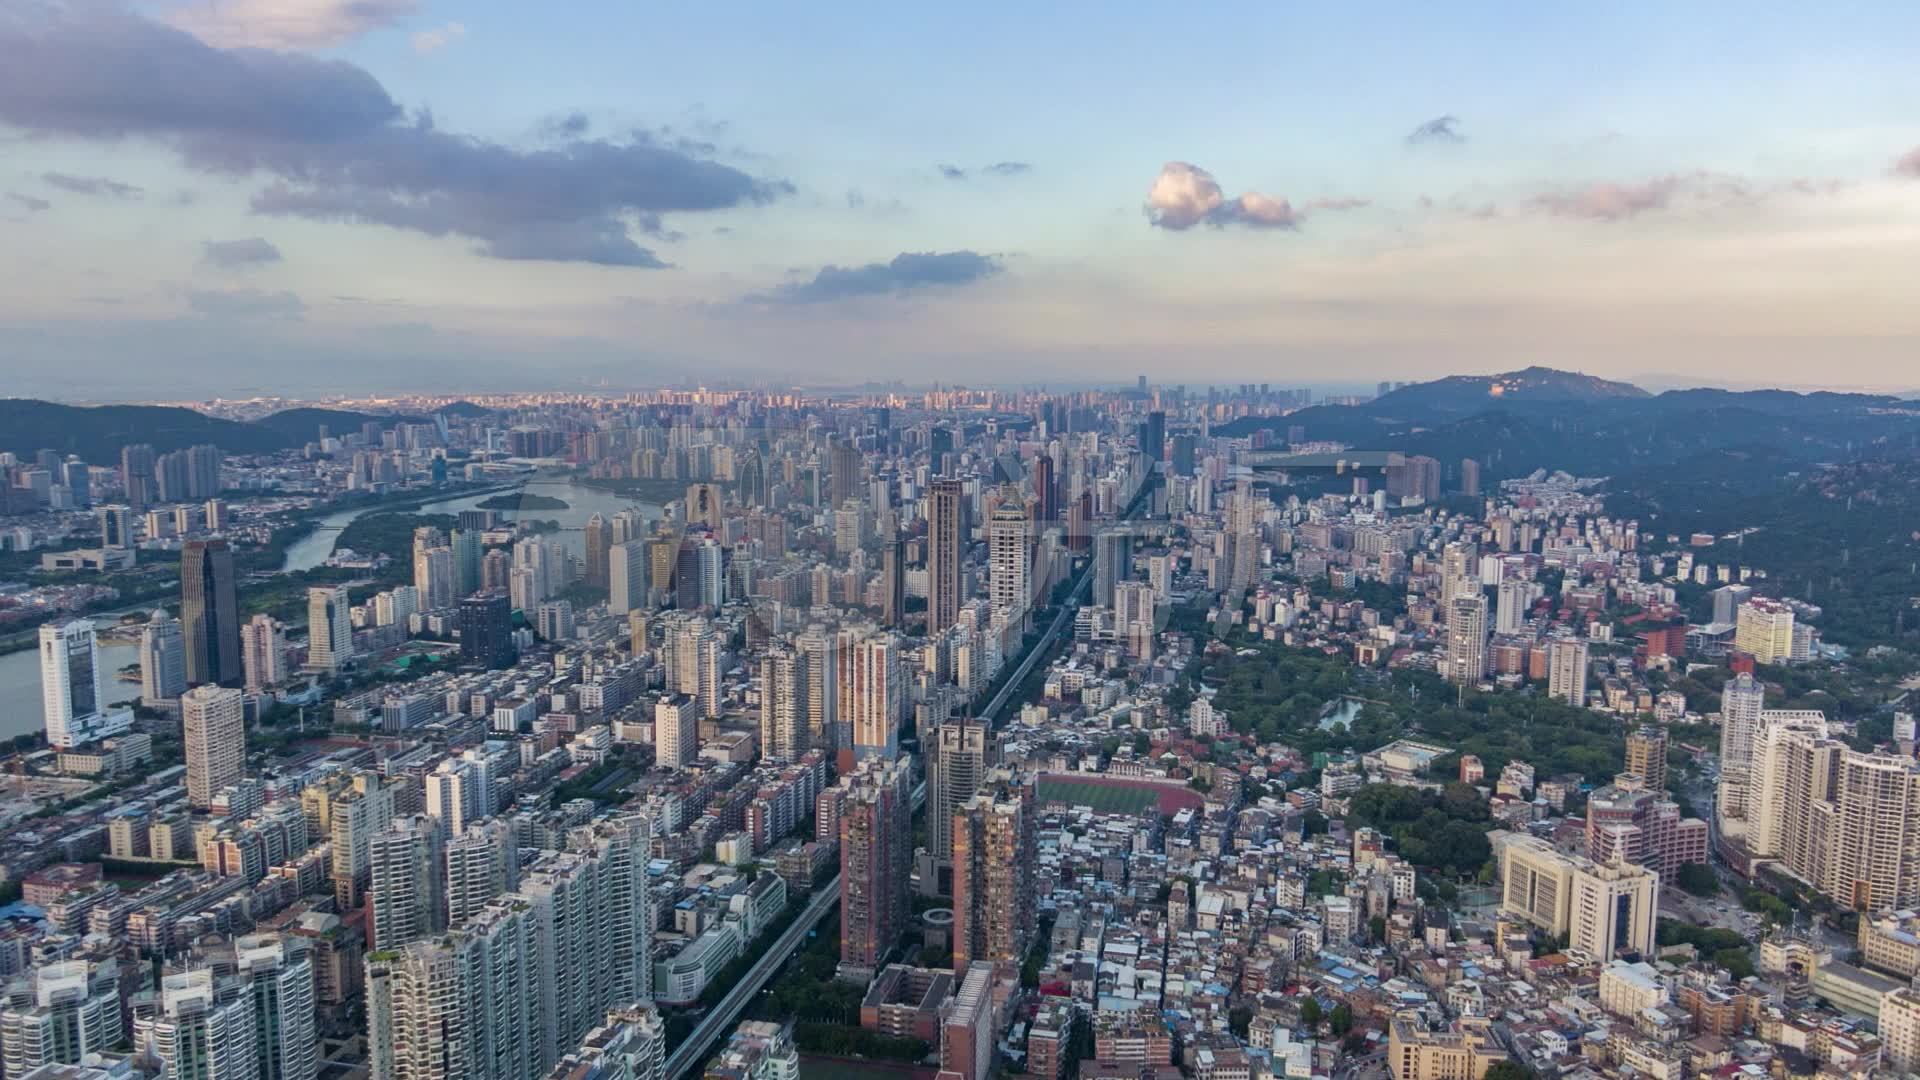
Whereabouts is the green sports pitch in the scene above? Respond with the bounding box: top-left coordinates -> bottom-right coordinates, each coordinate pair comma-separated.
1035,776 -> 1163,814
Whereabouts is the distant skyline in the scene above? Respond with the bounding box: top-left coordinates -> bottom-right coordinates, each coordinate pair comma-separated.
5,1 -> 1920,396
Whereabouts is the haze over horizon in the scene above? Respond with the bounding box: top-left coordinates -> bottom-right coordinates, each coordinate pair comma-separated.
6,1 -> 1920,397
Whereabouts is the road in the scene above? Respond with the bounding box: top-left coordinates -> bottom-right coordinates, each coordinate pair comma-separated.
663,473 -> 1152,1077
663,779 -> 929,1079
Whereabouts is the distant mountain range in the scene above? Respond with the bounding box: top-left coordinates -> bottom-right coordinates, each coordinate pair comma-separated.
1221,366 -> 1920,480
0,400 -> 476,462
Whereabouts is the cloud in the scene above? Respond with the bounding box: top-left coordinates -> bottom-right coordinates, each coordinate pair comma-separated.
1533,176 -> 1689,220
202,237 -> 285,269
164,0 -> 419,49
1895,147 -> 1920,179
7,192 -> 53,213
1406,115 -> 1466,145
1145,162 -> 1349,231
938,161 -> 1034,181
757,251 -> 1002,304
410,21 -> 464,54
188,288 -> 305,319
41,172 -> 143,199
0,8 -> 793,268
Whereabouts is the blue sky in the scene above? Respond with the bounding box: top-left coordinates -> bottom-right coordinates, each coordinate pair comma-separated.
4,1 -> 1920,398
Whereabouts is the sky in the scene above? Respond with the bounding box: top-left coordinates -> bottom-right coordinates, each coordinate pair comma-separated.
4,0 -> 1920,399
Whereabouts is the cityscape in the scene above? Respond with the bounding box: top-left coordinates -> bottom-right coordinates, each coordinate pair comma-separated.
6,4 -> 1920,1080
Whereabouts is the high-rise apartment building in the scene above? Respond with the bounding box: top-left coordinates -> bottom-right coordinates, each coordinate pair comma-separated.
850,633 -> 902,762
413,543 -> 455,610
880,535 -> 906,629
445,818 -> 519,926
1735,598 -> 1796,664
1093,528 -> 1133,610
930,717 -> 996,864
927,478 -> 966,634
180,538 -> 241,686
241,613 -> 287,692
760,645 -> 809,763
1717,672 -> 1766,823
1444,594 -> 1489,686
584,512 -> 613,587
182,684 -> 245,808
1546,636 -> 1589,706
655,694 -> 698,770
1624,725 -> 1668,792
987,487 -> 1032,629
838,756 -> 913,978
140,970 -> 259,1080
370,816 -> 448,951
305,586 -> 352,674
138,609 -> 186,701
952,771 -> 1037,975
0,959 -> 124,1077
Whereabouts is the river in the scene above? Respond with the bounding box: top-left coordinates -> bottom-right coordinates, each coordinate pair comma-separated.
0,480 -> 662,741
280,478 -> 664,572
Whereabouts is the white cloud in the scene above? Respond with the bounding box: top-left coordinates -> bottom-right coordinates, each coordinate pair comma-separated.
164,0 -> 418,49
411,21 -> 465,55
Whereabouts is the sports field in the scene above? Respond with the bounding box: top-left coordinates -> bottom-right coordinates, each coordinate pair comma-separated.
1036,775 -> 1201,815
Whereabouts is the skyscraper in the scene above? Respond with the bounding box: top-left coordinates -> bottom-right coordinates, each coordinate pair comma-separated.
988,487 -> 1032,629
1093,528 -> 1133,610
451,527 -> 482,597
180,538 -> 241,687
182,684 -> 245,808
139,608 -> 188,703
459,592 -> 516,669
927,478 -> 965,634
1546,636 -> 1588,706
305,586 -> 352,674
850,633 -> 902,762
370,815 -> 448,951
654,694 -> 698,770
1717,672 -> 1766,823
879,535 -> 906,629
231,933 -> 320,1080
1031,452 -> 1057,527
839,755 -> 913,978
0,959 -> 124,1077
413,541 -> 455,610
952,771 -> 1037,975
1444,594 -> 1489,686
1735,598 -> 1796,663
40,620 -> 131,749
609,540 -> 646,614
830,438 -> 861,512
931,717 -> 996,864
446,818 -> 520,925
1624,725 -> 1669,792
120,443 -> 156,510
143,970 -> 259,1080
760,645 -> 809,763
584,512 -> 612,587
240,613 -> 287,692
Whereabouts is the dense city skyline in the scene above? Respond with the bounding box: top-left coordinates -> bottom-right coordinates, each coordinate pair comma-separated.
6,3 -> 1920,395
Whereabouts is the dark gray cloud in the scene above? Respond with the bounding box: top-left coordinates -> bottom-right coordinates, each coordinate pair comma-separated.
188,288 -> 305,319
758,251 -> 1002,304
0,9 -> 792,267
7,192 -> 52,213
1406,115 -> 1467,145
202,237 -> 284,269
41,172 -> 143,199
